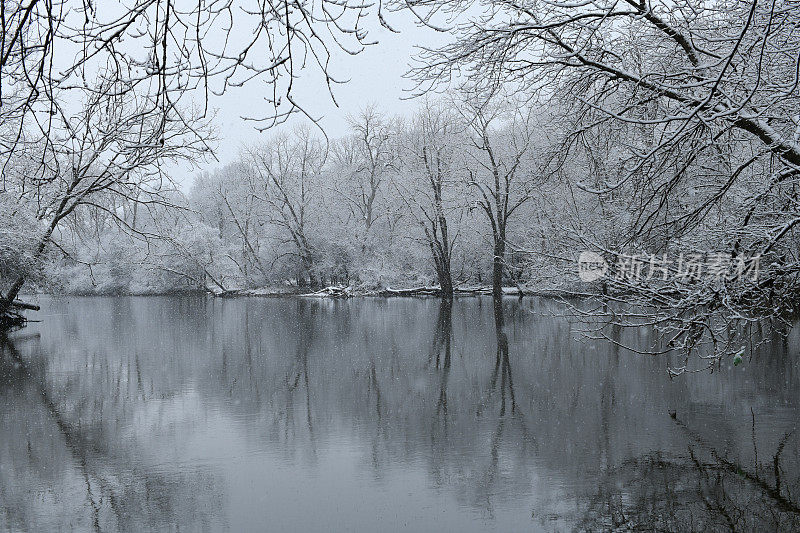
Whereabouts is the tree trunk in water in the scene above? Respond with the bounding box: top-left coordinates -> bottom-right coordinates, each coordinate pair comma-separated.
1,276 -> 27,315
493,293 -> 504,337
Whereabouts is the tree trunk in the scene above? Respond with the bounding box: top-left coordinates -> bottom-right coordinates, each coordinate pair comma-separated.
301,252 -> 318,290
1,182 -> 78,316
439,263 -> 454,301
492,238 -> 505,301
1,276 -> 27,315
428,238 -> 454,301
0,226 -> 55,315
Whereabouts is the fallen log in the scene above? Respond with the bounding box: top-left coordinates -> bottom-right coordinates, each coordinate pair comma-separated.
11,299 -> 40,311
303,286 -> 353,298
298,284 -> 588,299
376,286 -> 442,297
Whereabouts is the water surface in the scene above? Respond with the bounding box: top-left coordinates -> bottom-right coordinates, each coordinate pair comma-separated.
1,296 -> 799,531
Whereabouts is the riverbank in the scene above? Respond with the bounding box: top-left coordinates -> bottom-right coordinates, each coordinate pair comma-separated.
16,281 -> 592,300
202,282 -> 591,299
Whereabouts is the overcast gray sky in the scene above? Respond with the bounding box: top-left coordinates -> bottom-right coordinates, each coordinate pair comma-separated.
172,16 -> 450,190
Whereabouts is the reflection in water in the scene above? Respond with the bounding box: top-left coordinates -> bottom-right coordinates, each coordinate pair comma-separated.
1,296 -> 798,531
0,332 -> 224,532
579,411 -> 800,531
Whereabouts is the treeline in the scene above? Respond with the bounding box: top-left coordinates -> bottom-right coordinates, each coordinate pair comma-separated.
42,98 -> 580,297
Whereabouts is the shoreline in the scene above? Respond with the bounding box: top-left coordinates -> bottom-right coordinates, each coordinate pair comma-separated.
19,284 -> 594,300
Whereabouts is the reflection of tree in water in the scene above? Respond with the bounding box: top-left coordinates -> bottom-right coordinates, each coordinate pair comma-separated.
578,411 -> 800,531
466,296 -> 537,518
242,296 -> 798,527
430,298 -> 453,418
4,296 -> 798,530
482,297 -> 517,416
281,299 -> 317,457
0,334 -> 225,532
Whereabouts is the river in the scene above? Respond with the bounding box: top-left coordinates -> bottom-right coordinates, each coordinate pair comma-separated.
1,296 -> 798,531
